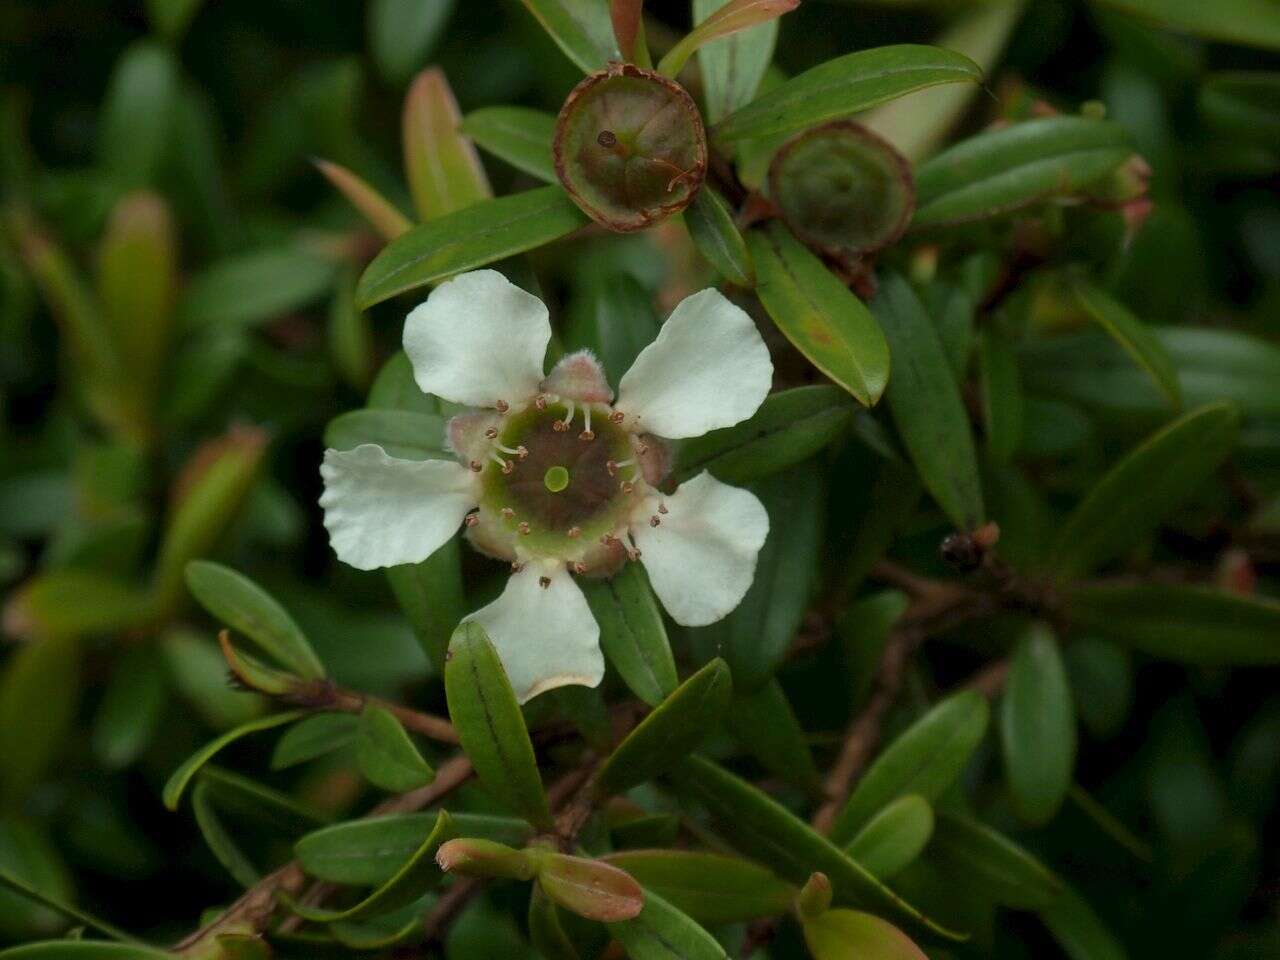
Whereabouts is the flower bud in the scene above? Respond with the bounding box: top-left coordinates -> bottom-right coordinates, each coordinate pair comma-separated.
768,120 -> 914,256
554,63 -> 707,232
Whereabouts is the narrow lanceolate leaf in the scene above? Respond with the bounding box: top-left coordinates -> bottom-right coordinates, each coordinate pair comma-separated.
271,713 -> 359,769
657,0 -> 798,79
803,910 -> 928,960
356,706 -> 434,793
685,186 -> 754,287
748,222 -> 890,407
0,868 -> 142,946
98,42 -> 178,187
1001,624 -> 1076,825
1199,71 -> 1280,147
1093,0 -> 1280,52
611,0 -> 645,64
831,691 -> 989,844
1072,280 -> 1180,409
314,159 -> 412,240
1038,883 -> 1128,960
930,813 -> 1063,909
528,884 -> 580,960
369,0 -> 455,87
582,563 -> 677,707
846,795 -> 933,880
603,851 -> 795,925
1068,583 -> 1280,665
608,889 -> 729,960
324,409 -> 448,461
296,813 -> 532,885
1048,402 -> 1240,579
518,0 -> 620,73
674,386 -> 854,485
461,107 -> 558,184
162,711 -> 306,810
537,853 -> 645,922
670,756 -> 963,940
594,659 -> 732,798
978,329 -> 1023,464
714,45 -> 982,143
192,780 -> 260,887
727,680 -> 821,793
872,271 -> 985,530
912,117 -> 1131,228
290,811 -> 457,923
403,68 -> 490,221
185,561 -> 325,679
694,0 -> 779,123
356,187 -> 589,307
180,246 -> 338,329
0,946 -> 173,960
444,622 -> 553,830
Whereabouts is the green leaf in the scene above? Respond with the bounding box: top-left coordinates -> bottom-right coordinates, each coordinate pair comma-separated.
674,385 -> 854,485
323,409 -> 448,461
1072,280 -> 1180,409
691,463 -> 822,690
444,622 -> 553,830
872,271 -> 985,530
98,42 -> 177,188
1001,623 -> 1076,825
684,186 -> 754,288
461,107 -> 558,184
846,794 -> 934,880
977,329 -> 1023,464
1048,402 -> 1240,578
748,222 -> 890,407
0,944 -> 171,960
180,246 -> 337,329
328,266 -> 375,389
658,0 -> 796,82
162,629 -> 268,730
290,811 -> 457,922
197,765 -> 327,834
271,712 -> 359,769
296,812 -> 533,885
595,659 -> 733,797
1064,639 -> 1133,739
607,889 -> 729,960
357,187 -> 588,308
913,117 -> 1130,228
582,563 -> 676,707
536,852 -> 644,922
670,756 -> 962,939
91,646 -> 167,770
714,45 -> 982,144
184,561 -> 325,680
0,859 -> 134,945
602,851 -> 795,925
694,0 -> 779,123
1200,71 -> 1280,147
1068,583 -> 1280,665
528,883 -> 581,960
368,0 -> 455,86
1038,883 -> 1128,960
837,590 -> 909,710
930,812 -> 1063,909
562,274 -> 660,392
3,570 -> 152,642
831,691 -> 990,844
356,706 -> 435,793
403,68 -> 491,221
161,710 -> 306,811
803,909 -> 928,960
0,635 -> 80,805
192,780 -> 260,888
386,536 -> 466,674
1093,0 -> 1280,51
517,0 -> 620,73
145,0 -> 205,39
726,679 -> 821,793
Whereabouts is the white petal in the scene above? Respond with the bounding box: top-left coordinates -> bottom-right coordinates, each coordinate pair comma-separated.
634,471 -> 769,626
403,270 -> 549,408
319,445 -> 478,570
465,562 -> 603,703
615,288 -> 772,439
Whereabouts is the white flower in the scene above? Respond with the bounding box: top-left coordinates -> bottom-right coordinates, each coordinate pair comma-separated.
320,270 -> 772,702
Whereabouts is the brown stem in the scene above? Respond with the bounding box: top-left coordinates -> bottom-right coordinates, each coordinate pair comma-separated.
288,679 -> 459,744
422,878 -> 482,942
966,658 -> 1011,699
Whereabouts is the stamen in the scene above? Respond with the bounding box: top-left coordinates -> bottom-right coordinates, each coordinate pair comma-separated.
567,526 -> 581,539
579,406 -> 594,441
657,502 -> 668,514
510,560 -> 524,573
484,427 -> 498,439
553,399 -> 576,432
468,460 -> 483,473
572,561 -> 587,574
624,532 -> 641,561
501,507 -> 515,520
538,576 -> 552,589
600,533 -> 620,546
609,410 -> 625,424
491,452 -> 514,475
495,400 -> 509,413
606,458 -> 634,477
517,521 -> 531,535
464,512 -> 480,527
534,395 -> 548,411
649,515 -> 661,527
495,442 -> 526,459
620,479 -> 635,493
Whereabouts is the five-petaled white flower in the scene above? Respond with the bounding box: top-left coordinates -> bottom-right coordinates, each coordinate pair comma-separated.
320,270 -> 773,702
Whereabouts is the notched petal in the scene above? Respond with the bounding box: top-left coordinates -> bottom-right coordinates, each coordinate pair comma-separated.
542,349 -> 613,404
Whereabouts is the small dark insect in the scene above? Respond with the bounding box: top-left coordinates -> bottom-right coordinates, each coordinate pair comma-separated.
939,532 -> 983,572
597,129 -> 617,148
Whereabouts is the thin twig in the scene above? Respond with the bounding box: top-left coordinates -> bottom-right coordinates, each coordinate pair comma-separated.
287,679 -> 459,744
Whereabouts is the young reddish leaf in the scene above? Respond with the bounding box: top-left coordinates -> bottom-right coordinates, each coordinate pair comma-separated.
611,0 -> 647,64
657,0 -> 799,78
436,838 -> 536,880
314,158 -> 412,240
803,909 -> 928,960
537,852 -> 645,922
402,68 -> 491,222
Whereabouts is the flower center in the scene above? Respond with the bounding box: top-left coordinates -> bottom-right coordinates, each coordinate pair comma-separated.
544,465 -> 570,493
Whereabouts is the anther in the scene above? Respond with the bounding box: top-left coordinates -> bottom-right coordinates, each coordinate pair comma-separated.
510,560 -> 524,573
539,576 -> 552,589
555,399 -> 576,432
572,561 -> 587,575
464,512 -> 480,527
600,533 -> 620,546
468,460 -> 483,472
495,442 -> 526,460
567,526 -> 581,539
620,480 -> 635,493
484,427 -> 499,439
502,460 -> 515,475
579,406 -> 593,441
495,400 -> 509,413
534,395 -> 548,411
650,516 -> 661,527
517,521 -> 531,535
657,502 -> 668,515
501,507 -> 515,520
579,430 -> 595,441
609,411 -> 625,424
